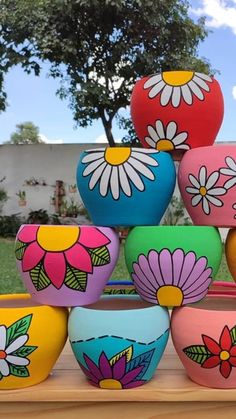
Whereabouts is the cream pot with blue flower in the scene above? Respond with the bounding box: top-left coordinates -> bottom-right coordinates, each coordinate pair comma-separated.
76,147 -> 176,226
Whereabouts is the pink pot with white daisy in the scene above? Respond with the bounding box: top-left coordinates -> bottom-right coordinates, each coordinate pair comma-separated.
178,145 -> 236,227
15,225 -> 119,306
131,71 -> 224,152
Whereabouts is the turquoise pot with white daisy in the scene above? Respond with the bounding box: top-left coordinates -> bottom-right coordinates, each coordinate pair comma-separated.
76,147 -> 176,226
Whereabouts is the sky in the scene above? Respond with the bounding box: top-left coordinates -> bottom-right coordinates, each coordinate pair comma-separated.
0,0 -> 236,144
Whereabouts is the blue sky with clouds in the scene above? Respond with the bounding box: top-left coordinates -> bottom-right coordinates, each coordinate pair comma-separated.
0,0 -> 236,144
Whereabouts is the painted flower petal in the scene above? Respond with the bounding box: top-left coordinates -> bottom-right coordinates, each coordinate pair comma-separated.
121,366 -> 144,385
78,227 -> 110,248
132,274 -> 158,301
145,136 -> 156,148
17,225 -> 38,243
206,195 -> 223,207
188,80 -> 204,100
110,166 -> 120,200
0,359 -> 9,376
189,174 -> 200,188
182,267 -> 212,294
131,151 -> 158,167
202,196 -> 210,214
186,187 -> 199,195
6,355 -> 29,366
207,188 -> 226,196
148,124 -> 160,142
144,74 -> 162,89
0,326 -> 6,351
220,360 -> 232,378
166,121 -> 177,140
22,241 -> 45,272
172,249 -> 185,286
220,326 -> 232,351
44,252 -> 66,289
81,151 -> 104,164
159,249 -> 173,285
160,84 -> 173,106
224,178 -> 236,190
220,168 -> 235,176
132,262 -> 156,294
177,252 -> 196,289
155,120 -> 165,138
195,72 -> 212,83
205,171 -> 219,189
99,164 -> 112,197
202,355 -> 220,368
6,334 -> 28,354
128,157 -> 155,180
172,86 -> 181,107
82,158 -> 105,176
83,354 -> 103,381
199,166 -> 207,187
99,352 -> 112,378
181,84 -> 192,105
124,162 -> 144,191
112,355 -> 126,380
137,254 -> 158,286
78,361 -> 99,384
182,289 -> 210,304
89,161 -> 107,190
118,165 -> 132,197
148,250 -> 165,287
65,243 -> 92,273
172,132 -> 188,146
148,80 -> 165,98
181,257 -> 207,290
226,156 -> 236,171
230,346 -> 236,356
202,335 -> 221,355
124,380 -> 146,388
229,356 -> 236,366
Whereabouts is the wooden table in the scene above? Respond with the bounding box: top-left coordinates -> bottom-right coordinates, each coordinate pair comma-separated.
1,337 -> 236,419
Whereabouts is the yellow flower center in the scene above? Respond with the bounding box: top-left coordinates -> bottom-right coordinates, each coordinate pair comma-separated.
199,186 -> 207,196
37,226 -> 79,252
157,286 -> 184,306
162,71 -> 194,86
0,350 -> 6,359
105,148 -> 131,165
99,378 -> 123,389
220,350 -> 230,361
156,139 -> 174,151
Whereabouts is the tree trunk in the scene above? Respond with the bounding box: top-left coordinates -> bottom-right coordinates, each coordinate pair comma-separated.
99,110 -> 116,147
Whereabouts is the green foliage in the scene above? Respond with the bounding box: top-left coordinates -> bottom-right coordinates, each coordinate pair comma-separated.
162,196 -> 192,226
183,345 -> 211,364
89,246 -> 111,266
27,209 -> 49,224
5,122 -> 44,144
64,267 -> 87,291
6,314 -> 32,346
30,263 -> 51,291
0,214 -> 23,237
0,0 -> 212,144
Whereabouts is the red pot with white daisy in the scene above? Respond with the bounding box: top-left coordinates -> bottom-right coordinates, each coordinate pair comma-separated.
131,71 -> 224,152
178,145 -> 236,227
15,225 -> 119,306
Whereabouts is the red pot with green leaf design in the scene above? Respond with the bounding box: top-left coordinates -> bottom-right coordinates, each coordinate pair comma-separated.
15,225 -> 119,306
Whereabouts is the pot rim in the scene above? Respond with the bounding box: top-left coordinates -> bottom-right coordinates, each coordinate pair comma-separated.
82,147 -> 163,154
0,293 -> 46,309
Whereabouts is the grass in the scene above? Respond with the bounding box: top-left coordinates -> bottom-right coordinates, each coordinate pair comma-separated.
0,237 -> 233,295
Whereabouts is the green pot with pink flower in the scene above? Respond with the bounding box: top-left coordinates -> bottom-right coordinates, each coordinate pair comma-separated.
15,224 -> 119,307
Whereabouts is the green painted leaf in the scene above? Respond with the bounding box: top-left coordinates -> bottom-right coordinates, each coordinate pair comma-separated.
231,326 -> 236,344
30,263 -> 51,291
6,314 -> 32,347
15,241 -> 27,260
64,266 -> 87,291
126,348 -> 155,380
183,345 -> 211,364
89,246 -> 110,266
12,345 -> 37,358
9,364 -> 29,378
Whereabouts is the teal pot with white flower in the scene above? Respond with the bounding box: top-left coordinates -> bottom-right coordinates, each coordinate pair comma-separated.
76,147 -> 176,226
178,145 -> 236,227
0,294 -> 68,389
125,226 -> 222,307
68,295 -> 170,389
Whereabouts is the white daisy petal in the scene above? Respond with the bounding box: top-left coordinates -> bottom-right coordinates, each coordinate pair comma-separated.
206,195 -> 223,207
171,86 -> 181,108
195,72 -> 212,82
0,359 -> 9,376
175,144 -> 190,150
160,84 -> 173,106
131,151 -> 158,166
82,157 -> 105,176
188,80 -> 204,100
144,74 -> 162,89
202,196 -> 210,214
226,156 -> 236,171
205,171 -> 219,189
193,75 -> 210,92
224,178 -> 236,190
148,80 -> 165,98
166,121 -> 177,140
6,334 -> 28,354
220,168 -> 235,176
181,84 -> 193,105
199,166 -> 207,186
6,355 -> 29,366
110,166 -> 120,200
118,165 -> 132,197
0,326 -> 6,351
186,187 -> 200,194
81,152 -> 104,164
147,125 -> 160,142
89,161 -> 107,190
128,157 -> 155,180
145,136 -> 156,148
189,174 -> 200,188
124,162 -> 144,191
155,120 -> 165,138
172,132 -> 188,146
192,194 -> 202,206
207,187 -> 226,196
99,164 -> 112,197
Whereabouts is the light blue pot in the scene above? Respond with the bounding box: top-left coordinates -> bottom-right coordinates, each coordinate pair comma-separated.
68,295 -> 170,389
76,147 -> 176,226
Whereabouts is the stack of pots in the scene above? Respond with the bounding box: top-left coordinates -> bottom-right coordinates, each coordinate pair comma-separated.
1,70 -> 235,391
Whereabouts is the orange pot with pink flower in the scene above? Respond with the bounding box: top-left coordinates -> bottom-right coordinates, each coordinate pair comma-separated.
15,225 -> 119,306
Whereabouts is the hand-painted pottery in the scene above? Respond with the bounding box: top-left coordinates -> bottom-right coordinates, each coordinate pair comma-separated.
76,147 -> 176,226
171,296 -> 236,388
225,229 -> 236,282
178,145 -> 236,227
68,295 -> 169,389
131,71 -> 224,152
15,224 -> 119,306
0,294 -> 68,389
125,226 -> 222,307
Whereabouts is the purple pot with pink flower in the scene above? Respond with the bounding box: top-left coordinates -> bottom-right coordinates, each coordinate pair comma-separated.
15,225 -> 119,306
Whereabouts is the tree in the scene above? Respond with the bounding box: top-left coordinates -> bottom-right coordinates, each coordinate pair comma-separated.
0,0 -> 211,146
5,122 -> 44,144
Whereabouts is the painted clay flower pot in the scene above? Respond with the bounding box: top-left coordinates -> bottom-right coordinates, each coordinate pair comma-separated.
131,71 -> 224,152
0,294 -> 68,389
68,295 -> 169,389
125,226 -> 222,307
178,145 -> 236,227
15,225 -> 119,306
171,296 -> 236,388
76,147 -> 176,226
225,229 -> 236,282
